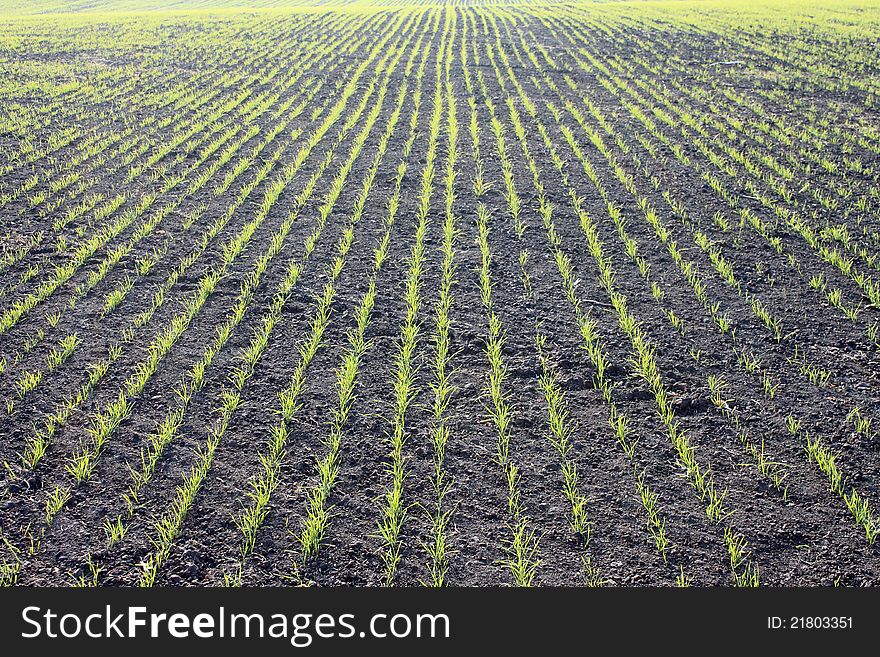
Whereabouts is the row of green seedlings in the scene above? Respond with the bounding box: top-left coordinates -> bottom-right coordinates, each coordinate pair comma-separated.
707,376 -> 789,495
0,49 -> 341,376
3,14 -> 365,314
532,77 -> 802,489
243,15 -> 435,586
578,43 -> 880,351
475,199 -> 540,586
488,106 -> 533,293
373,41 -> 439,587
546,36 -> 880,458
104,8 -> 418,510
1,55 -> 178,139
464,42 -> 542,580
8,333 -> 79,409
571,159 -> 758,586
421,25 -> 460,588
30,84 -> 368,568
9,25 -> 390,472
227,44 -> 427,586
0,81 -> 320,413
480,40 -> 680,581
466,19 -> 550,585
468,43 -> 606,584
628,45 -> 879,247
9,21 -> 414,568
534,334 -> 606,584
133,27 -> 421,587
6,190 -> 124,293
293,14 -> 451,580
540,13 -> 880,552
0,231 -> 43,291
787,416 -> 879,544
720,16 -> 878,108
481,38 -> 756,586
206,23 -> 372,200
0,43 -> 235,187
0,75 -> 295,340
549,81 -> 744,337
520,40 -> 845,451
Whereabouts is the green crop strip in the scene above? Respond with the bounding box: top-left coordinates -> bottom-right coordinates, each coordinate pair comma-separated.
2,0 -> 880,590
3,11 -> 416,581
135,13 -> 425,587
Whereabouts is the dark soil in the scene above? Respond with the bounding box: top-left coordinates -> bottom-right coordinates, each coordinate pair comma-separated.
1,5 -> 879,587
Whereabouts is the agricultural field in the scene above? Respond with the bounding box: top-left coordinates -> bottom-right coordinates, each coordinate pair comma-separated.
0,0 -> 878,588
